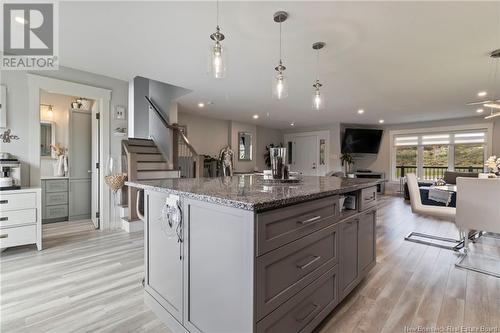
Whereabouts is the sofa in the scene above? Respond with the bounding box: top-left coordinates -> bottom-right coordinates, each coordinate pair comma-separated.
404,171 -> 478,207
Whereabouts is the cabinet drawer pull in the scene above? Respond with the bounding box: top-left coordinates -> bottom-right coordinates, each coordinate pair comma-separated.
296,255 -> 321,270
0,234 -> 8,239
0,217 -> 8,221
297,215 -> 321,225
0,200 -> 8,204
295,303 -> 319,323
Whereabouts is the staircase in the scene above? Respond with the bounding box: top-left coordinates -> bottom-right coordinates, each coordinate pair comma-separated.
121,138 -> 181,232
120,96 -> 203,233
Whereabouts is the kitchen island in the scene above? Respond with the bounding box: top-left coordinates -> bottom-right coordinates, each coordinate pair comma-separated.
127,175 -> 382,333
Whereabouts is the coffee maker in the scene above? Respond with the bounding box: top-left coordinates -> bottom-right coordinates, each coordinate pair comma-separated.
0,153 -> 21,190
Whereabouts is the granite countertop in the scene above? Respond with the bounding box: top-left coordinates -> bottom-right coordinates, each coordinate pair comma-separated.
127,175 -> 384,212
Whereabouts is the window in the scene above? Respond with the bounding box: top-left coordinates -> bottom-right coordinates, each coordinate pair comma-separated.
392,129 -> 488,181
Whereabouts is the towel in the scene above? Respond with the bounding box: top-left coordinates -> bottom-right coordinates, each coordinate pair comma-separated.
428,188 -> 453,206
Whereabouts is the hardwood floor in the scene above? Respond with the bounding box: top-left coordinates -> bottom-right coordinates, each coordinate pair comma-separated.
1,196 -> 499,333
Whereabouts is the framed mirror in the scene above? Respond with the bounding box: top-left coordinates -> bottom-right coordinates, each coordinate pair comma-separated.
238,132 -> 253,161
40,121 -> 55,158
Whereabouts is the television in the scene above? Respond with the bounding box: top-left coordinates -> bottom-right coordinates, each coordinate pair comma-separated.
341,128 -> 383,154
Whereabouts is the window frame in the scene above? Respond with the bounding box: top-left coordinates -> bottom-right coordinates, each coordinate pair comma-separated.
389,123 -> 493,181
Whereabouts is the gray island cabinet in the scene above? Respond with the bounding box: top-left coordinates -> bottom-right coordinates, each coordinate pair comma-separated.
127,175 -> 380,333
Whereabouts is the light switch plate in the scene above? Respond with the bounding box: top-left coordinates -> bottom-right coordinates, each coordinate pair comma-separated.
114,105 -> 126,120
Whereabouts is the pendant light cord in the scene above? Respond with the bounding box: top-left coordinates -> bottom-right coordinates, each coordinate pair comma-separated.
279,20 -> 282,62
316,48 -> 320,81
216,0 -> 219,28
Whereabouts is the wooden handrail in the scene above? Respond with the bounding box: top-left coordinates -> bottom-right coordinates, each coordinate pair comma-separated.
145,96 -> 199,157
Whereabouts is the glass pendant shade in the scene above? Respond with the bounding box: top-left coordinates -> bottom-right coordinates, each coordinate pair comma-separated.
273,72 -> 288,100
312,88 -> 324,110
209,40 -> 226,79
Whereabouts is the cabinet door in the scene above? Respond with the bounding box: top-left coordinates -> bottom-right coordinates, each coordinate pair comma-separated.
359,210 -> 376,276
146,192 -> 183,323
339,216 -> 359,298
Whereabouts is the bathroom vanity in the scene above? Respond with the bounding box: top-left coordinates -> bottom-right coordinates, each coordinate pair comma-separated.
127,175 -> 381,333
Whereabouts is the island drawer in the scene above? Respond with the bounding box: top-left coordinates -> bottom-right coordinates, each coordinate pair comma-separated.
256,265 -> 339,333
256,223 -> 338,320
256,196 -> 339,255
359,186 -> 377,211
0,209 -> 37,228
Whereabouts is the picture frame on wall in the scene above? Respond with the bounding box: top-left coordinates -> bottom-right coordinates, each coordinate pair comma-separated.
0,85 -> 6,128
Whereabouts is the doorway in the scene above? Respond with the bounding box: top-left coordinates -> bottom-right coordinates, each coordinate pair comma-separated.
28,74 -> 112,230
39,92 -> 100,229
284,131 -> 330,176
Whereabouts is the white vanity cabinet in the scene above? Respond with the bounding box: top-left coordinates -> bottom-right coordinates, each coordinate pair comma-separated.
0,188 -> 42,250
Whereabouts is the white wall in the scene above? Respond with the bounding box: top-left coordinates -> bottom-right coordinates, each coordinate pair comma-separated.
1,66 -> 128,187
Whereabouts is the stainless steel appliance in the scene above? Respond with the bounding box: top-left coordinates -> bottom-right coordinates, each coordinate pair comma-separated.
0,153 -> 21,190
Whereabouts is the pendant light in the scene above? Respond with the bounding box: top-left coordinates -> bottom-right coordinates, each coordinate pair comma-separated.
208,0 -> 226,79
312,42 -> 326,110
273,11 -> 288,99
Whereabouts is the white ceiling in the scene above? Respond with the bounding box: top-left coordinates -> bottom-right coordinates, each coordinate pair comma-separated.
59,1 -> 499,129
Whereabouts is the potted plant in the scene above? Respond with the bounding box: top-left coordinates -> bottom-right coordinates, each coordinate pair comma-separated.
340,152 -> 354,175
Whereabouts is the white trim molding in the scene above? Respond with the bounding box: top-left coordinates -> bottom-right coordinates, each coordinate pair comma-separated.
27,74 -> 114,230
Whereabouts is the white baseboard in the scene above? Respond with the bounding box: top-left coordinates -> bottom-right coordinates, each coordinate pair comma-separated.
121,218 -> 143,233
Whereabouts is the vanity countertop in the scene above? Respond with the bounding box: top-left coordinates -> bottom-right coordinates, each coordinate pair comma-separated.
40,176 -> 68,180
127,175 -> 384,212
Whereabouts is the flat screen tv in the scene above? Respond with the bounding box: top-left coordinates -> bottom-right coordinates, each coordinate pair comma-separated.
341,128 -> 383,154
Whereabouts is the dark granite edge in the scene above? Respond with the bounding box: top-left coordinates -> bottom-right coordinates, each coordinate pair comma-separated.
126,181 -> 255,211
126,179 -> 384,212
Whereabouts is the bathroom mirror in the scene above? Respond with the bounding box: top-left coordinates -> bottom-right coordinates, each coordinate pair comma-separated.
40,121 -> 55,158
238,132 -> 252,161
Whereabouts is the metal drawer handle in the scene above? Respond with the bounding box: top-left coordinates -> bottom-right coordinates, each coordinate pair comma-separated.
0,200 -> 8,204
296,255 -> 321,270
295,303 -> 319,323
0,234 -> 8,239
297,215 -> 321,225
0,217 -> 8,221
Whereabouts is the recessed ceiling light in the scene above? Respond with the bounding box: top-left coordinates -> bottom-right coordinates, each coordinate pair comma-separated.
378,119 -> 385,124
197,102 -> 205,108
476,108 -> 484,113
477,91 -> 487,97
15,16 -> 27,24
252,114 -> 259,119
357,109 -> 364,114
290,122 -> 295,126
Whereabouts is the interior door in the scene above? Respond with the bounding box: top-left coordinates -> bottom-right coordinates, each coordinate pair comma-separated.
291,135 -> 319,176
69,109 -> 92,222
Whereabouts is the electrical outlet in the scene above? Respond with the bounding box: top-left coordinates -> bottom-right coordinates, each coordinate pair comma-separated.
114,105 -> 126,120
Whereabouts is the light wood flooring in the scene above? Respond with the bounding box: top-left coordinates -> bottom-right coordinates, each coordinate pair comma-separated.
1,196 -> 499,333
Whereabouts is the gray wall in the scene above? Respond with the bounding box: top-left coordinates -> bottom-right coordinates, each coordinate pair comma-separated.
177,112 -> 230,158
256,126 -> 284,171
128,76 -> 191,166
1,66 -> 128,187
177,111 -> 283,172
